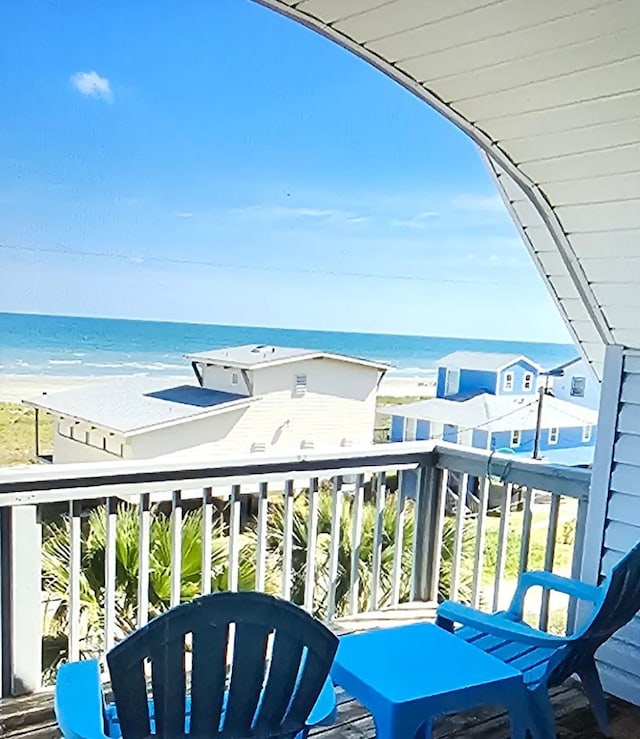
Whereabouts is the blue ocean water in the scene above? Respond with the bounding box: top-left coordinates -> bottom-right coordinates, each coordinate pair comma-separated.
0,312 -> 576,378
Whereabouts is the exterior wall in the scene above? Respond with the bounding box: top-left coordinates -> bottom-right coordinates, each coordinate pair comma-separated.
552,358 -> 601,410
436,367 -> 447,398
52,419 -> 125,463
390,415 -> 404,442
458,368 -> 497,397
201,365 -> 251,396
491,426 -> 596,453
580,347 -> 640,704
497,360 -> 538,396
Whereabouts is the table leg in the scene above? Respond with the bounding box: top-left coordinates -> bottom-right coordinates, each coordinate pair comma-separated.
373,707 -> 427,739
506,692 -> 531,739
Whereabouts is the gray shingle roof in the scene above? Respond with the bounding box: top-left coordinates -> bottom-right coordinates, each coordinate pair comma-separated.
438,351 -> 540,372
186,344 -> 389,371
23,378 -> 254,435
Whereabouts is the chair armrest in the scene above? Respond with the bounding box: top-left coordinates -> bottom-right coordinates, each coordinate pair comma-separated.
507,571 -> 601,620
55,659 -> 110,739
436,600 -> 566,649
305,676 -> 337,728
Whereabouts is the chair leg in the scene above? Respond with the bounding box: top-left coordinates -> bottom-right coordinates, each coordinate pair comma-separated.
577,660 -> 610,737
527,687 -> 557,739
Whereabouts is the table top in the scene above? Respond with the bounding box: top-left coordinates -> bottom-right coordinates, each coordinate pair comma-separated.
332,622 -> 522,705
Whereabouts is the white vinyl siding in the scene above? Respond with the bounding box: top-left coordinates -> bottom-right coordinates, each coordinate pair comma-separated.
582,347 -> 640,704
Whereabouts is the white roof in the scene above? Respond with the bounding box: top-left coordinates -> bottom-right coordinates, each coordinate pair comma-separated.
383,393 -> 597,432
23,378 -> 256,436
261,0 -> 640,379
186,344 -> 389,371
438,351 -> 539,373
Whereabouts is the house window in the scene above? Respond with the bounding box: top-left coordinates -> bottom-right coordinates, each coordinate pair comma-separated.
445,369 -> 460,395
231,372 -> 239,386
583,425 -> 592,443
548,427 -> 559,445
504,372 -> 514,391
571,376 -> 586,397
523,373 -> 533,391
294,373 -> 307,396
510,429 -> 520,447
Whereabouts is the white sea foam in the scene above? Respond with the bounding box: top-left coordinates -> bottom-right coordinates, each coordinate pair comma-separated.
48,359 -> 83,366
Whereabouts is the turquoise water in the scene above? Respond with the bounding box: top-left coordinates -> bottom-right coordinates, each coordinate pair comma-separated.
0,312 -> 576,378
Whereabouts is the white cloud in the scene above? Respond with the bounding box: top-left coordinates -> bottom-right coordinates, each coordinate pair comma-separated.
70,71 -> 113,103
230,204 -> 359,223
451,194 -> 504,213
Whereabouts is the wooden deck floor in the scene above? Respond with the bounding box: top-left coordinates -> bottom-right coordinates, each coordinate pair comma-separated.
2,604 -> 640,738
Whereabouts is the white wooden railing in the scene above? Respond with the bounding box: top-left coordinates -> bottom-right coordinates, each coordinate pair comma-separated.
0,442 -> 591,697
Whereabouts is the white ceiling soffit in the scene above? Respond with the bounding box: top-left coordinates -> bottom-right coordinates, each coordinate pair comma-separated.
255,0 -> 640,380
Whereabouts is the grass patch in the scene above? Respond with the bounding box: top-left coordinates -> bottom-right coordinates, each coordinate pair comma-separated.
0,402 -> 52,466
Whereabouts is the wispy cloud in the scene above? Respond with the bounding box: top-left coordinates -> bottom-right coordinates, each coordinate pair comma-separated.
172,211 -> 194,218
451,194 -> 504,213
70,71 -> 113,103
391,210 -> 438,230
229,204 -> 361,223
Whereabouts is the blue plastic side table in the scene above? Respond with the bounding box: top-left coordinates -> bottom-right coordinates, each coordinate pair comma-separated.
331,622 -> 528,738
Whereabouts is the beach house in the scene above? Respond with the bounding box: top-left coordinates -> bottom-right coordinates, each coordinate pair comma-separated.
386,351 -> 598,465
550,356 -> 601,410
23,345 -> 388,463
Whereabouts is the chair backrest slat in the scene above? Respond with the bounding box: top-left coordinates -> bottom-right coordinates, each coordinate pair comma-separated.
189,623 -> 228,737
107,591 -> 338,739
253,632 -> 304,735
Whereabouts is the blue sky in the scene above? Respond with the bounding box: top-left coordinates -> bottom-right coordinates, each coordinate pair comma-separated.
0,0 -> 570,343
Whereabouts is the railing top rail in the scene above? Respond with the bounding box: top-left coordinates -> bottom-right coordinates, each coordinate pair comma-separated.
0,442 -> 438,505
433,443 -> 591,499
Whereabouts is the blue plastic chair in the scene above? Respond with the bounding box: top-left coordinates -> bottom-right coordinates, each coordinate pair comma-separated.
436,539 -> 640,738
55,591 -> 338,739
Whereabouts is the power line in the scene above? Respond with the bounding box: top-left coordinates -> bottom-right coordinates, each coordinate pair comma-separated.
0,242 -> 507,286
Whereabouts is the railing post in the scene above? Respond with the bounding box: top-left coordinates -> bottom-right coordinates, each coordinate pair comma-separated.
0,506 -> 42,696
412,453 -> 445,602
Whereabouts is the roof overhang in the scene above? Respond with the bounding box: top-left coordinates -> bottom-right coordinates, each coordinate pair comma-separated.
187,351 -> 390,372
254,0 -> 640,380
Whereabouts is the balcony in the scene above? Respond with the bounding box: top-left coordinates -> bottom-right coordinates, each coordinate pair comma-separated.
0,442 -> 638,736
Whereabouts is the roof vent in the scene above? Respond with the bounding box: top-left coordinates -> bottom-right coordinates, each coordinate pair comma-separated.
253,344 -> 267,352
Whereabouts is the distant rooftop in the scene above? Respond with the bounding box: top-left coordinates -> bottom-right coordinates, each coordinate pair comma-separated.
438,351 -> 541,372
383,393 -> 597,432
23,378 -> 255,435
186,344 -> 389,371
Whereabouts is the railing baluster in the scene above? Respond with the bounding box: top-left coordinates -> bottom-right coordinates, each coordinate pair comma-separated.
540,492 -> 561,631
471,476 -> 489,609
518,486 -> 534,576
68,501 -> 82,662
492,483 -> 513,612
567,496 -> 589,634
137,493 -> 150,628
170,490 -> 183,607
450,473 -> 468,600
391,473 -> 406,606
104,497 -> 117,651
370,472 -> 386,611
282,480 -> 294,601
201,487 -> 213,596
228,484 -> 241,593
349,474 -> 365,615
304,478 -> 319,613
256,482 -> 269,593
327,477 -> 343,622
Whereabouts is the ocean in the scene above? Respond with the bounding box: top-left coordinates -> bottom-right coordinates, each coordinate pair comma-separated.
0,312 -> 576,379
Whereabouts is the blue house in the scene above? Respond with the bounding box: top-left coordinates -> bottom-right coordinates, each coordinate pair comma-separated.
387,351 -> 599,466
436,351 -> 541,399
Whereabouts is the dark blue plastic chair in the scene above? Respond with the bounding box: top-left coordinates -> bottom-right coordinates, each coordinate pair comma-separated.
436,539 -> 640,738
55,591 -> 339,739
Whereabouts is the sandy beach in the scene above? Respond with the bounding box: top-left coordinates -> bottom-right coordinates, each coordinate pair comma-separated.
0,372 -> 434,404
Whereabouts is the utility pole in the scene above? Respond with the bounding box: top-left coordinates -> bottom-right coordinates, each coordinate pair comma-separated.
532,385 -> 545,460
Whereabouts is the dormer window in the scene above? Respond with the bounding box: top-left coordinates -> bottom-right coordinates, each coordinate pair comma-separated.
503,372 -> 514,391
523,372 -> 533,391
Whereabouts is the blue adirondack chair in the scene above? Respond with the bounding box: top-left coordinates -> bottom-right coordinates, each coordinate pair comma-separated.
55,591 -> 339,739
436,539 -> 640,738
